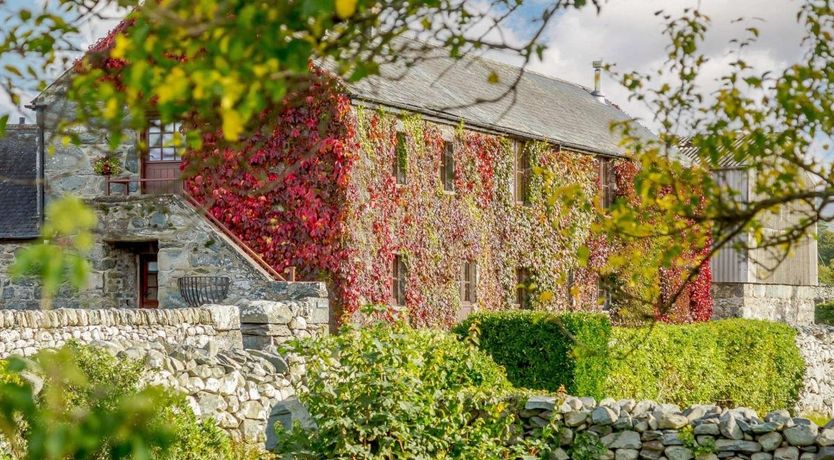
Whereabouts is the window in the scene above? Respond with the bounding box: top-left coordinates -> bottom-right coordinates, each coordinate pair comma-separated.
460,261 -> 477,304
391,254 -> 407,306
600,157 -> 617,209
440,141 -> 455,192
145,119 -> 184,161
515,267 -> 531,309
393,132 -> 407,185
513,141 -> 530,204
598,275 -> 616,311
566,269 -> 575,308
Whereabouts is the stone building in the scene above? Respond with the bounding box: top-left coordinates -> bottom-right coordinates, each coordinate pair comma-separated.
0,28 -> 720,326
0,95 -> 292,310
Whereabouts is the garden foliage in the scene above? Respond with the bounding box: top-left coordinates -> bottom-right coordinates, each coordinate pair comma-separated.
456,311 -> 805,414
0,342 -> 241,460
605,319 -> 806,414
274,321 -> 563,459
453,310 -> 611,398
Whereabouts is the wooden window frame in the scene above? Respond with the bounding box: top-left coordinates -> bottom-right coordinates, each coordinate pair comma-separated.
600,157 -> 617,209
139,253 -> 159,308
142,118 -> 185,162
394,132 -> 407,185
460,261 -> 477,305
391,254 -> 407,306
440,141 -> 455,192
598,275 -> 615,311
515,267 -> 531,309
513,141 -> 531,204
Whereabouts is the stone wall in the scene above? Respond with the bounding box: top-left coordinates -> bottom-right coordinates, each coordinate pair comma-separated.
0,292 -> 329,446
796,325 -> 834,417
0,195 -> 304,309
0,305 -> 242,357
815,286 -> 834,306
0,241 -> 40,310
511,395 -> 834,460
240,282 -> 330,350
712,282 -> 816,325
112,339 -> 295,445
90,195 -> 290,308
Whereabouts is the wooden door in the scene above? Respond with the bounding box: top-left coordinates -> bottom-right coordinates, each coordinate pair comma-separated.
142,119 -> 183,194
139,254 -> 159,308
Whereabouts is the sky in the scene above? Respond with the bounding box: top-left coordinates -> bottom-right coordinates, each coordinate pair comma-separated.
1,0 -> 829,158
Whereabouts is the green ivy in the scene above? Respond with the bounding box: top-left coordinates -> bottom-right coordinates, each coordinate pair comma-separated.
453,310 -> 611,398
570,432 -> 606,460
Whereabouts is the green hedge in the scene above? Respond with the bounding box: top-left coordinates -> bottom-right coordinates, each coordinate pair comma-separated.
605,319 -> 806,414
453,310 -> 612,398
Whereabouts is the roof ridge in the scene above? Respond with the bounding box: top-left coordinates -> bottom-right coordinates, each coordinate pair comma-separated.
395,37 -> 595,93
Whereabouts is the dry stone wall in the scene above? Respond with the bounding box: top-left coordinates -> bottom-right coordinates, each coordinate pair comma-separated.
108,338 -> 296,445
796,325 -> 834,418
0,305 -> 242,356
517,395 -> 834,460
0,289 -> 330,447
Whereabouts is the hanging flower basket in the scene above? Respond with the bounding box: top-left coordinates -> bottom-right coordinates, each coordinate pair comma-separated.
177,276 -> 231,307
92,155 -> 123,176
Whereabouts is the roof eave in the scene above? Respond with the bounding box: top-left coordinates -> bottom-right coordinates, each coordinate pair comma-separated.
349,94 -> 626,158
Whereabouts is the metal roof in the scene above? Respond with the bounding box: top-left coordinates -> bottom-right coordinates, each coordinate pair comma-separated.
677,136 -> 750,169
0,125 -> 39,239
343,48 -> 656,156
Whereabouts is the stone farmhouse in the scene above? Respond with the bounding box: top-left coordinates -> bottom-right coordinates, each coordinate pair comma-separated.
0,29 -> 812,326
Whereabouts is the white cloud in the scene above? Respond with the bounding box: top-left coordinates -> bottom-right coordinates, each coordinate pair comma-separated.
522,0 -> 807,130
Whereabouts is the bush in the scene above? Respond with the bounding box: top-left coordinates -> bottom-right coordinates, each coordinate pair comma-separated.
816,301 -> 834,325
0,342 -> 240,459
605,319 -> 806,413
275,322 -> 558,459
453,310 -> 611,398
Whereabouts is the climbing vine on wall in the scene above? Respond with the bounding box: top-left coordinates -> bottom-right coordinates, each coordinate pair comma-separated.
184,71 -> 359,286
184,72 -> 711,328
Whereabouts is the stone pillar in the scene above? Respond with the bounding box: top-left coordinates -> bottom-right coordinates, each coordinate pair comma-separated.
239,283 -> 329,350
203,304 -> 243,349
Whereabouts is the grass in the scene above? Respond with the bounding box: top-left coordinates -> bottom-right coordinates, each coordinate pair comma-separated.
801,411 -> 831,427
816,302 -> 834,325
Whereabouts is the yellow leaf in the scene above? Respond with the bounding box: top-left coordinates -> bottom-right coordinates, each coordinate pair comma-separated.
336,0 -> 358,19
111,35 -> 130,59
222,110 -> 244,140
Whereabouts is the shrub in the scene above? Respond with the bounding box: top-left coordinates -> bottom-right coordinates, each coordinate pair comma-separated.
274,321 -> 557,459
816,300 -> 834,325
0,342 -> 238,459
453,310 -> 611,398
605,319 -> 806,414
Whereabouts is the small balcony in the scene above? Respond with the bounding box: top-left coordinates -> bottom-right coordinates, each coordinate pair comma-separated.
105,176 -> 184,196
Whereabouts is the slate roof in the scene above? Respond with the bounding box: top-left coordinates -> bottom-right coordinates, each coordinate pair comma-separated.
344,47 -> 656,156
0,125 -> 39,239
